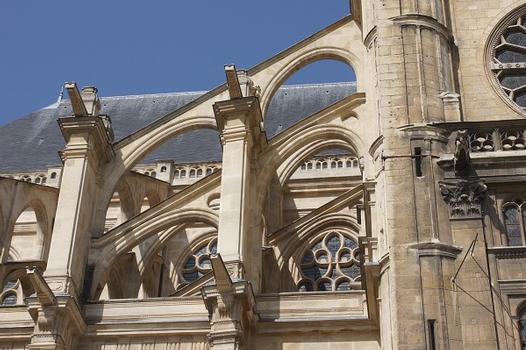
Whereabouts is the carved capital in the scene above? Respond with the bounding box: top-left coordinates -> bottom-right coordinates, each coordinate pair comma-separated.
26,296 -> 86,350
439,180 -> 487,219
202,254 -> 256,350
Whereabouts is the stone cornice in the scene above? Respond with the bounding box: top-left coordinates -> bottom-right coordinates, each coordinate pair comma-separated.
213,96 -> 267,147
58,116 -> 114,165
390,14 -> 453,43
409,241 -> 463,259
488,246 -> 526,259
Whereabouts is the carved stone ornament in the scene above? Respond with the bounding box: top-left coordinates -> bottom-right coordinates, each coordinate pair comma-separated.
454,129 -> 470,175
439,180 -> 487,219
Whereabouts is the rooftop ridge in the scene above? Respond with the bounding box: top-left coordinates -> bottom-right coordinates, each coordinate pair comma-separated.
51,81 -> 357,104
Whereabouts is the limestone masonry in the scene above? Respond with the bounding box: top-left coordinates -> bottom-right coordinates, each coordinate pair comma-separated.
2,1 -> 526,349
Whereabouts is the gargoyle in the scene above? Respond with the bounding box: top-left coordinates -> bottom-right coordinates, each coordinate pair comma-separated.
454,129 -> 470,176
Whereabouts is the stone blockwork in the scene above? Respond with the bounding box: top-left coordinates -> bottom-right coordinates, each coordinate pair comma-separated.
2,1 -> 526,349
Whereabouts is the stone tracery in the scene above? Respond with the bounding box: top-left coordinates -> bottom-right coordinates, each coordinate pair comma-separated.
490,10 -> 526,110
297,231 -> 361,292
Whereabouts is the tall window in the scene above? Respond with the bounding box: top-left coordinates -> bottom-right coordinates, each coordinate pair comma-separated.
503,201 -> 526,246
297,231 -> 361,292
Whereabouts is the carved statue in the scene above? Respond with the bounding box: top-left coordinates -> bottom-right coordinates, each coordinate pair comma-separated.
454,129 -> 470,176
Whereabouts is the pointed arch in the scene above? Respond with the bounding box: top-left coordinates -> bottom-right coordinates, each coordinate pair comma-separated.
8,199 -> 50,261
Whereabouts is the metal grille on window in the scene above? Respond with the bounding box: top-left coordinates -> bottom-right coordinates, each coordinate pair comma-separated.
180,238 -> 217,285
503,200 -> 526,246
297,231 -> 361,292
491,14 -> 526,109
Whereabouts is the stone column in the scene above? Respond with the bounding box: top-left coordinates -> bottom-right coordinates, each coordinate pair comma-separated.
368,0 -> 462,348
439,180 -> 500,350
44,84 -> 113,300
213,94 -> 266,290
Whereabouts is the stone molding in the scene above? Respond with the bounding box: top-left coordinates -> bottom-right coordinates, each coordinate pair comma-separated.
488,246 -> 526,259
409,241 -> 463,259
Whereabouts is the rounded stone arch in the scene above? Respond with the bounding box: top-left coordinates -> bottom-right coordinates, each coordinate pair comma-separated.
7,199 -> 50,261
120,115 -> 218,171
167,229 -> 218,291
256,123 -> 365,209
277,139 -> 356,187
258,46 -> 361,118
270,213 -> 362,292
136,225 -> 186,275
104,180 -> 138,232
143,190 -> 162,210
138,226 -> 218,298
91,208 -> 219,299
95,116 -> 219,235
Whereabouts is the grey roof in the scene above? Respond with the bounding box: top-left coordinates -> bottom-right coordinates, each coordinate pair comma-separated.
0,82 -> 356,172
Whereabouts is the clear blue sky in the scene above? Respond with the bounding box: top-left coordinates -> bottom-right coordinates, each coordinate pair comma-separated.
0,1 -> 355,125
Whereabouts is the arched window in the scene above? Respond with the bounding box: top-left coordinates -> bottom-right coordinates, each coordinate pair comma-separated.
503,201 -> 526,246
297,231 -> 361,292
174,170 -> 180,179
180,238 -> 217,285
180,170 -> 187,178
316,162 -> 321,170
1,279 -> 20,306
196,169 -> 203,177
337,161 -> 343,168
189,169 -> 196,178
160,166 -> 167,173
150,171 -> 157,178
50,172 -> 57,179
307,163 -> 313,170
346,160 -> 352,167
331,161 -> 337,168
206,168 -> 213,175
35,175 -> 46,185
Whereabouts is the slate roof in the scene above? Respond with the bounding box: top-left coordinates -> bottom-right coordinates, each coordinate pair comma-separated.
0,82 -> 356,173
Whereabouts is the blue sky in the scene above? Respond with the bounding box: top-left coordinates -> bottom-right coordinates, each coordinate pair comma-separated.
0,1 -> 355,125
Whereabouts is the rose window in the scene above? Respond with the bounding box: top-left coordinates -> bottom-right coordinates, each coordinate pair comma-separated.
181,238 -> 217,285
297,231 -> 361,292
490,12 -> 526,110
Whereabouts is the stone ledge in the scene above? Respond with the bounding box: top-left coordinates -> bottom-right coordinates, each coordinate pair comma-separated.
488,246 -> 526,259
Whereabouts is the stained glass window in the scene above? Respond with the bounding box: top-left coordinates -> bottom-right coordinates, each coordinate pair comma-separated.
491,13 -> 526,110
503,201 -> 526,246
297,231 -> 361,292
181,238 -> 217,285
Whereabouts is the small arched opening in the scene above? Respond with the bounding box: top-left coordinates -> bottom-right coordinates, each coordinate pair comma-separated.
9,203 -> 48,261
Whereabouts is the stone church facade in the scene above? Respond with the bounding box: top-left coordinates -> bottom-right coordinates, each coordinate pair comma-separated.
2,1 -> 526,349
